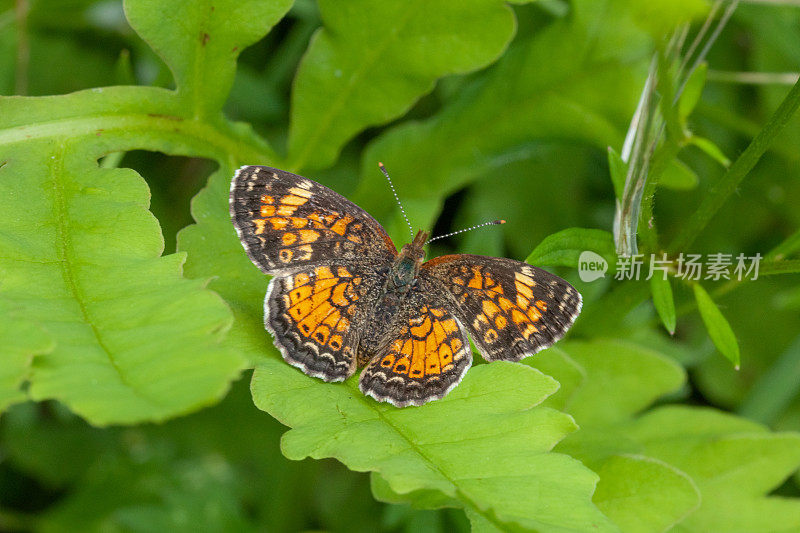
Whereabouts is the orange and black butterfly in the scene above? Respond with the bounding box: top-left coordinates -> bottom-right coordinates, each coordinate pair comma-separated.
230,165 -> 581,407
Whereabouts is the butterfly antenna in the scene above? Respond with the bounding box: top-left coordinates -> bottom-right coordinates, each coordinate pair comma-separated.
426,220 -> 506,245
378,162 -> 414,237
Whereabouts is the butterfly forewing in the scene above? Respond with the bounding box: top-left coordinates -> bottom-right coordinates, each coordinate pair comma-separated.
420,255 -> 582,362
230,165 -> 396,276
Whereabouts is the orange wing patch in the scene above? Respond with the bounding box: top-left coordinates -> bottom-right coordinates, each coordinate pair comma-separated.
381,312 -> 463,379
284,266 -> 355,347
231,166 -> 398,276
447,264 -> 537,344
262,202 -> 363,264
266,265 -> 365,382
421,256 -> 583,363
254,192 -> 330,264
359,306 -> 472,408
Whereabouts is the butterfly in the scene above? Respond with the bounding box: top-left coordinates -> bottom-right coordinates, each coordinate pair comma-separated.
229,165 -> 582,407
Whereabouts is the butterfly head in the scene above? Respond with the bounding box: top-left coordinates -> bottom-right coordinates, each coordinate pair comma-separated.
401,229 -> 429,261
389,229 -> 429,292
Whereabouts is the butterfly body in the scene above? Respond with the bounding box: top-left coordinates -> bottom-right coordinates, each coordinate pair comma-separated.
388,229 -> 428,292
230,166 -> 581,407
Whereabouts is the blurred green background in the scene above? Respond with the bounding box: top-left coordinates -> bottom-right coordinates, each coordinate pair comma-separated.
2,0 -> 800,531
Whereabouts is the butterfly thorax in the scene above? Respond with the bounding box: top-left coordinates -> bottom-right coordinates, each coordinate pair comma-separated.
386,229 -> 428,294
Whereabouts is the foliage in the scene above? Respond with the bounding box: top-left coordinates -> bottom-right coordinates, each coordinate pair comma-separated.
253,359 -> 614,532
2,0 -> 800,531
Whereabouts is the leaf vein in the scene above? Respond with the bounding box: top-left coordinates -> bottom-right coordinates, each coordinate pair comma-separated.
49,144 -> 165,409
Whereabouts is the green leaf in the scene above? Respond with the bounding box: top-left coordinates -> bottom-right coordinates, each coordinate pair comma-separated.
535,340 -> 685,428
0,299 -> 55,413
37,451 -> 254,532
760,259 -> 800,276
370,473 -> 458,511
123,0 -> 293,116
624,0 -> 709,39
766,226 -> 800,260
775,284 -> 800,310
528,341 -> 702,531
593,454 -> 700,533
688,135 -> 731,168
1,402 -> 119,489
607,146 -> 628,201
659,158 -> 699,190
535,340 -> 800,531
693,284 -> 741,369
451,144 -> 601,261
0,0 -> 300,425
679,62 -> 708,120
2,380 -> 355,532
286,0 -> 518,171
650,274 -> 676,334
0,143 -> 246,425
526,228 -> 616,272
626,407 -> 800,532
252,359 -> 616,532
178,167 -> 274,363
351,0 -> 651,239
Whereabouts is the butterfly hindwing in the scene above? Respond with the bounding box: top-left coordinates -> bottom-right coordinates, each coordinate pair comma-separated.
230,165 -> 397,276
421,255 -> 582,362
359,287 -> 472,407
266,264 -> 386,382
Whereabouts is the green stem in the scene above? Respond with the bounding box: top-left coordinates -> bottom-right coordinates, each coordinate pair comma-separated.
0,110 -> 277,166
636,50 -> 673,254
639,139 -> 681,253
663,259 -> 800,327
760,259 -> 800,275
669,76 -> 800,252
766,227 -> 800,260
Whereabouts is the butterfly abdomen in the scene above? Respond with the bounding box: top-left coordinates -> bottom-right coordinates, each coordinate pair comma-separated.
356,291 -> 405,366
